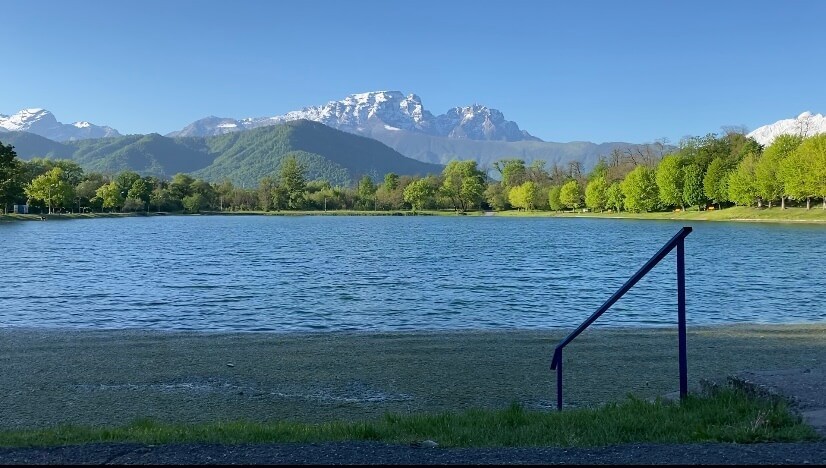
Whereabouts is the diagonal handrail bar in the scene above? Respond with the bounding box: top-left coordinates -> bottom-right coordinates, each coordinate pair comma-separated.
550,226 -> 692,410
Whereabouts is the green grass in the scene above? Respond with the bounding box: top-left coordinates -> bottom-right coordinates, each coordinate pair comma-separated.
496,206 -> 826,223
0,388 -> 816,448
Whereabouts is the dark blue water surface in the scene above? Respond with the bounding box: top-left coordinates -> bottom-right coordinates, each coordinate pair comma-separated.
0,216 -> 823,331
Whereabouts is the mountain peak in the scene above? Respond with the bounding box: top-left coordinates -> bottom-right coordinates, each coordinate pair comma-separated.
747,111 -> 826,146
0,108 -> 120,141
169,90 -> 539,142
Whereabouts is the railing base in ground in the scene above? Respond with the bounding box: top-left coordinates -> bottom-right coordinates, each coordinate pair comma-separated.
550,226 -> 692,411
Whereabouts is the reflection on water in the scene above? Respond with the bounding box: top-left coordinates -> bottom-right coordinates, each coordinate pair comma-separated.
0,216 -> 823,331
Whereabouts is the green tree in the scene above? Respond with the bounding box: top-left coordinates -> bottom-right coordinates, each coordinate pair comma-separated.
358,175 -> 377,210
127,178 -> 151,207
584,176 -> 609,212
25,167 -> 75,213
781,134 -> 826,209
170,173 -> 195,200
94,182 -> 124,212
508,181 -> 540,211
606,182 -> 624,212
728,153 -> 759,206
279,155 -> 307,210
703,158 -> 730,209
484,183 -> 509,211
75,174 -> 107,213
383,172 -> 400,191
441,160 -> 486,212
403,177 -> 436,212
548,185 -> 563,211
493,158 -> 527,189
682,163 -> 706,211
182,193 -> 207,213
756,134 -> 802,209
559,180 -> 583,210
620,166 -> 659,212
0,142 -> 24,213
114,171 -> 142,197
149,186 -> 175,212
655,154 -> 685,210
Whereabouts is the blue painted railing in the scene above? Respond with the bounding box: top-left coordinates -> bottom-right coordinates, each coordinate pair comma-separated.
550,226 -> 692,410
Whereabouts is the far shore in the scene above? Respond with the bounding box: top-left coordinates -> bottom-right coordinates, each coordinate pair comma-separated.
2,206 -> 826,224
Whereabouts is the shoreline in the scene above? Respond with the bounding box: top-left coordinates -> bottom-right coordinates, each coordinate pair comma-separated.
3,323 -> 824,430
2,206 -> 825,225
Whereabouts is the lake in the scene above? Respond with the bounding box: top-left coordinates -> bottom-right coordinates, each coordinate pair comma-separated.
0,216 -> 823,332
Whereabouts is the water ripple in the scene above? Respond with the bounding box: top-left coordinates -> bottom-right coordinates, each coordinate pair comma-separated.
0,216 -> 823,331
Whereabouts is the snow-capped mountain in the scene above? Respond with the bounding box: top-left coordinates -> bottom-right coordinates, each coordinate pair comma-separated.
169,91 -> 540,142
0,108 -> 120,141
747,111 -> 826,146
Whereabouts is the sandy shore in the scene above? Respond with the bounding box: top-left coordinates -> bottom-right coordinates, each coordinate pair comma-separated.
2,324 -> 825,430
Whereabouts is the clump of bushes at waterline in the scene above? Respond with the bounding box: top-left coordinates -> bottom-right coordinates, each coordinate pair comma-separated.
0,388 -> 816,448
2,130 -> 825,216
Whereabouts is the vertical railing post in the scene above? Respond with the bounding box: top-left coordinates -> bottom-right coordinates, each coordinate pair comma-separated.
556,349 -> 563,411
677,236 -> 688,400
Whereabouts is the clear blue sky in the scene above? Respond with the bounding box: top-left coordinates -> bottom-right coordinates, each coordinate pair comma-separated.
3,0 -> 823,144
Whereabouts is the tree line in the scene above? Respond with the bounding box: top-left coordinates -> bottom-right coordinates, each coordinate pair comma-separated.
1,130 -> 825,215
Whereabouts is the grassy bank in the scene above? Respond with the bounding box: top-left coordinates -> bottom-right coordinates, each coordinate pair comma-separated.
0,388 -> 815,448
1,325 -> 825,432
495,206 -> 826,223
3,206 -> 825,223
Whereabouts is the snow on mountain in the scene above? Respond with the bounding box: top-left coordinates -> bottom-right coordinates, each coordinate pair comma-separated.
747,111 -> 826,146
168,91 -> 540,142
0,108 -> 120,141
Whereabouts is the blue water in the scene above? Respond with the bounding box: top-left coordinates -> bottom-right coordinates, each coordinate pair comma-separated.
0,216 -> 823,331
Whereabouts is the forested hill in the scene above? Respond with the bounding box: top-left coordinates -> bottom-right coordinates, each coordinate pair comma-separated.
0,120 -> 443,186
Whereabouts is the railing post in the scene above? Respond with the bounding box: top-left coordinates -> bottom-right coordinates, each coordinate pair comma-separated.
556,349 -> 563,411
677,236 -> 688,400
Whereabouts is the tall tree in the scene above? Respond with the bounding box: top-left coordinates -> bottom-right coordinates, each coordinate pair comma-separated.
682,163 -> 706,211
383,172 -> 400,191
559,180 -> 583,210
548,185 -> 563,211
25,167 -> 75,214
606,182 -> 624,212
441,160 -> 486,212
403,177 -> 436,212
655,154 -> 685,210
620,166 -> 659,212
94,182 -> 124,212
781,134 -> 826,209
508,181 -> 540,211
728,153 -> 759,207
0,142 -> 24,213
756,134 -> 802,208
358,175 -> 377,210
493,159 -> 527,189
279,155 -> 307,210
703,158 -> 730,209
584,176 -> 608,212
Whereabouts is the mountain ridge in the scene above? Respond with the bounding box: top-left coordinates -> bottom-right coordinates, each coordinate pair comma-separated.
0,108 -> 120,142
746,111 -> 826,146
168,90 -> 540,143
0,120 -> 442,187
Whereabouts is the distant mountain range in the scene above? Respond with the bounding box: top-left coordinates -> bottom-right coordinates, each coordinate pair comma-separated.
0,108 -> 120,141
0,120 -> 441,187
168,91 -> 540,142
9,93 -> 820,182
2,92 -> 668,175
746,111 -> 826,146
167,90 -> 668,170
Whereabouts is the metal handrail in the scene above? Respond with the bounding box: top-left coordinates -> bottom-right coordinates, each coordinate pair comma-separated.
550,226 -> 692,410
